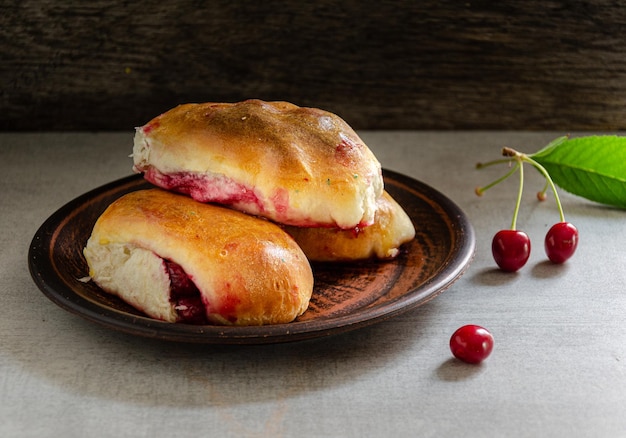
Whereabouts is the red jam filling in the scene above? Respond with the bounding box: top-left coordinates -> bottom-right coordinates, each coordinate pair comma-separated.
334,136 -> 362,167
141,168 -> 368,229
142,121 -> 160,134
144,168 -> 263,209
164,260 -> 208,324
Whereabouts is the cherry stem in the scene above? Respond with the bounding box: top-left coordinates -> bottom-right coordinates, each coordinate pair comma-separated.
522,155 -> 566,222
511,156 -> 524,230
475,161 -> 518,195
476,158 -> 514,169
537,180 -> 549,200
503,147 -> 566,222
476,143 -> 567,224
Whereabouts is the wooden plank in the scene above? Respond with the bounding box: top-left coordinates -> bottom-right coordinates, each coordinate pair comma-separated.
2,1 -> 626,130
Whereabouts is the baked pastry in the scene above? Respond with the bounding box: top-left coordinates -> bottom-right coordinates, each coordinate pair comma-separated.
83,189 -> 313,326
283,191 -> 415,261
132,99 -> 383,229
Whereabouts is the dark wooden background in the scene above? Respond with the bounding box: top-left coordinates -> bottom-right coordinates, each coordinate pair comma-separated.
2,0 -> 626,131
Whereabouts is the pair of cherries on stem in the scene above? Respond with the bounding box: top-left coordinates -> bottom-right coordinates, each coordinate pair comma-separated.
477,147 -> 579,272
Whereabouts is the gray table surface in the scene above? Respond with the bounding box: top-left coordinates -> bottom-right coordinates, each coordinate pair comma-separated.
2,131 -> 625,437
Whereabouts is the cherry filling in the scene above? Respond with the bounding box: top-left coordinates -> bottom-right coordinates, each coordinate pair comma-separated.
164,260 -> 208,324
143,168 -> 263,210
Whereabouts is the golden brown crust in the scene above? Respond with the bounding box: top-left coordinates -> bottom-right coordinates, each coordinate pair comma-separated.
132,99 -> 383,229
84,189 -> 314,325
283,191 -> 415,262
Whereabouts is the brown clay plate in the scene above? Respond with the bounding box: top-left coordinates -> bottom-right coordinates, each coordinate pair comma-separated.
28,170 -> 474,344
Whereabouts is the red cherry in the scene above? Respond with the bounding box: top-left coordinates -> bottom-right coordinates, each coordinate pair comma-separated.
492,229 -> 531,272
545,222 -> 578,263
450,325 -> 494,364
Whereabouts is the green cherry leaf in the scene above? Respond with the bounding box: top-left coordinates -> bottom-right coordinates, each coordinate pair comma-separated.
530,135 -> 569,156
529,135 -> 626,208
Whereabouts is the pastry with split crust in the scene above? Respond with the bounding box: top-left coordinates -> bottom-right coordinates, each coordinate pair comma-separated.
83,189 -> 313,326
132,99 -> 383,230
284,191 -> 415,262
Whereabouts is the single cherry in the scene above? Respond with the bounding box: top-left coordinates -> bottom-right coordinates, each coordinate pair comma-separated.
545,222 -> 578,263
450,325 -> 494,364
492,229 -> 531,272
